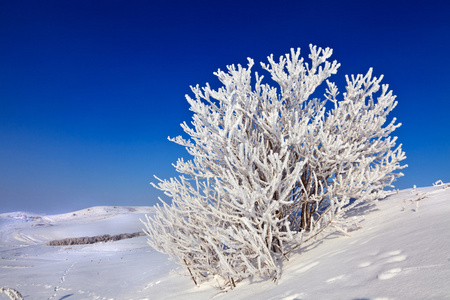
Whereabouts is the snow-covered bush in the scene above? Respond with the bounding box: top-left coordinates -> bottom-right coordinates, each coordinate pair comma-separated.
0,287 -> 23,300
142,45 -> 406,287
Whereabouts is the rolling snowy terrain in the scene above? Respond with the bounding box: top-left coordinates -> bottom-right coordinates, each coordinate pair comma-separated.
1,185 -> 449,299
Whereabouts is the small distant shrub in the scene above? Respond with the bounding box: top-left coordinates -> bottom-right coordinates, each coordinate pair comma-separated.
46,232 -> 144,246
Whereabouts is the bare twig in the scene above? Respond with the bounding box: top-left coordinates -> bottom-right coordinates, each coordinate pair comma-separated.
184,259 -> 198,286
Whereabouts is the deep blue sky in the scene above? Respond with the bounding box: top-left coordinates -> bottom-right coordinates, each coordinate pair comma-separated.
1,0 -> 449,214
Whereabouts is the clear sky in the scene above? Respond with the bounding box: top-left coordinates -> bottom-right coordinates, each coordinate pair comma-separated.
1,0 -> 449,214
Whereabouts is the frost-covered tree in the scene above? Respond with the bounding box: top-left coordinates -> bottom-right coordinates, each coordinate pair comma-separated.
142,45 -> 406,287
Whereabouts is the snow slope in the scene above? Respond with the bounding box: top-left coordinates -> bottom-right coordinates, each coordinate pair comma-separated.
1,186 -> 449,299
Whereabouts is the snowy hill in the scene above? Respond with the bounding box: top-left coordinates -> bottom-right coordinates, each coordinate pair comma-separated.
1,186 -> 449,299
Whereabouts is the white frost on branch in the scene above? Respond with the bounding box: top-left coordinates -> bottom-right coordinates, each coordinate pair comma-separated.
142,45 -> 406,287
433,180 -> 444,186
0,287 -> 23,300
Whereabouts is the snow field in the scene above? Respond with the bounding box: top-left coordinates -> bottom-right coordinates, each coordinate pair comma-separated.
1,186 -> 449,299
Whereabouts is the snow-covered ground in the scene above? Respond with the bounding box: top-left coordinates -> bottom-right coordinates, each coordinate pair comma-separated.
1,185 -> 449,299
